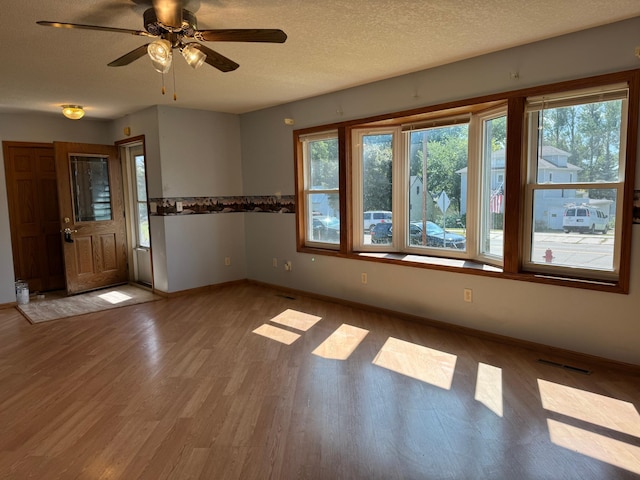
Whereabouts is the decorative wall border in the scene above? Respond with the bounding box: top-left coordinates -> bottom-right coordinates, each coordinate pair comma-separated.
149,195 -> 295,216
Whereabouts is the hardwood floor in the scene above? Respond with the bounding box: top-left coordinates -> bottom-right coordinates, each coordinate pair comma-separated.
0,282 -> 638,479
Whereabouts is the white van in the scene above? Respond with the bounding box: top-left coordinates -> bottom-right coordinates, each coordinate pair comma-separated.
563,205 -> 609,233
363,211 -> 392,232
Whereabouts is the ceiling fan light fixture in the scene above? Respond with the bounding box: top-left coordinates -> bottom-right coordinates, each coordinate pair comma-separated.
150,57 -> 172,74
181,43 -> 206,69
61,105 -> 84,120
147,39 -> 172,72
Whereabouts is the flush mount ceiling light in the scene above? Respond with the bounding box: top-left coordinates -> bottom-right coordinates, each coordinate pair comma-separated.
147,38 -> 172,73
61,105 -> 84,120
181,43 -> 206,69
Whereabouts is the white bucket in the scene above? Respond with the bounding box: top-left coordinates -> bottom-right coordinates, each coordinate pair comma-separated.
15,281 -> 29,305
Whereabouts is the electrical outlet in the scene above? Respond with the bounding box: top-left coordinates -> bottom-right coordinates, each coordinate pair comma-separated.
176,201 -> 183,212
361,273 -> 368,284
224,257 -> 231,266
464,288 -> 473,303
284,261 -> 292,271
272,258 -> 278,268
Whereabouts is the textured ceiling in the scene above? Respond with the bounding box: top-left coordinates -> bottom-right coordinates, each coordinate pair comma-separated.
1,0 -> 639,119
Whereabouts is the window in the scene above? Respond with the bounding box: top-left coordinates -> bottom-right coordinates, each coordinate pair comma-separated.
294,70 -> 638,292
478,109 -> 507,261
300,131 -> 340,247
523,84 -> 628,280
403,117 -> 470,256
70,155 -> 112,222
133,153 -> 150,248
352,110 -> 505,261
353,130 -> 396,246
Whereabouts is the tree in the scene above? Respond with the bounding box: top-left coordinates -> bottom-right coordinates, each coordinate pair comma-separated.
409,125 -> 468,215
309,138 -> 340,213
362,135 -> 393,211
541,99 -> 622,200
309,138 -> 338,188
542,105 -> 580,165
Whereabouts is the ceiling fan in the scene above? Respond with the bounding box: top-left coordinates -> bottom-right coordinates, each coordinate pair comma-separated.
37,0 -> 287,73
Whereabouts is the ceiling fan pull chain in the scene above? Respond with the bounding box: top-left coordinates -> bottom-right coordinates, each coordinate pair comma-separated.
161,71 -> 166,95
172,63 -> 177,101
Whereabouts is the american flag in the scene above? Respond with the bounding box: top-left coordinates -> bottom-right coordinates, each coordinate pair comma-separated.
490,186 -> 504,214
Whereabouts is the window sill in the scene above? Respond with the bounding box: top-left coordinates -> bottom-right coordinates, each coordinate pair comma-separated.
355,251 -> 502,272
298,246 -> 625,293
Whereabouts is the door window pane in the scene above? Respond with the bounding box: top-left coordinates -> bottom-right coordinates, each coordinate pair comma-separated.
135,155 -> 147,200
133,154 -> 150,248
138,202 -> 150,248
70,155 -> 112,222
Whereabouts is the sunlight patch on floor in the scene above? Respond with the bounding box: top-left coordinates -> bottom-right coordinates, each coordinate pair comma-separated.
270,309 -> 322,332
547,418 -> 640,475
312,324 -> 369,360
474,362 -> 503,416
253,324 -> 301,345
538,379 -> 640,437
98,290 -> 133,304
372,337 -> 457,390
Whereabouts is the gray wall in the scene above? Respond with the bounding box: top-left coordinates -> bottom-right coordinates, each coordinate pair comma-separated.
1,18 -> 638,365
240,17 -> 640,365
0,106 -> 246,300
112,106 -> 247,293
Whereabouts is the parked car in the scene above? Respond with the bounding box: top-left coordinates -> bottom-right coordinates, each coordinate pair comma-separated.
410,221 -> 466,249
363,210 -> 392,232
371,221 -> 466,250
312,216 -> 340,242
563,205 -> 609,233
371,222 -> 393,244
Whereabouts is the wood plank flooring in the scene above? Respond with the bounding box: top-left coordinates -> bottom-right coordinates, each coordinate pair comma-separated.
0,282 -> 638,479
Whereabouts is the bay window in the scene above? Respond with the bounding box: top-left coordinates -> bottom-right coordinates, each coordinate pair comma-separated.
294,70 -> 638,293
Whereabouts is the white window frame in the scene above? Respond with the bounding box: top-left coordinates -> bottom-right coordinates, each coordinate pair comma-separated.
522,85 -> 628,280
352,127 -> 402,251
475,105 -> 508,267
302,130 -> 340,250
401,116 -> 470,259
353,115 -> 483,260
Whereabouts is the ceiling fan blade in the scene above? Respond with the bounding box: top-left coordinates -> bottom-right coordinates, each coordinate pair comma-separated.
153,0 -> 183,29
196,29 -> 287,43
37,20 -> 153,37
191,44 -> 239,72
108,44 -> 151,66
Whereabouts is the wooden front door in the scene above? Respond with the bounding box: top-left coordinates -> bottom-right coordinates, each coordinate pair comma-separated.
54,142 -> 128,294
3,142 -> 65,292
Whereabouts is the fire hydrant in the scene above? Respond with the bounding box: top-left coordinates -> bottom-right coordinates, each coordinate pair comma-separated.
543,248 -> 554,263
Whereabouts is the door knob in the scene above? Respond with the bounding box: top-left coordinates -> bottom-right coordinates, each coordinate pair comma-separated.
61,227 -> 77,243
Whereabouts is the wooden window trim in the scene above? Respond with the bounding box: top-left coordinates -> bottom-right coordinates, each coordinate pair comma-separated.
293,69 -> 639,294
